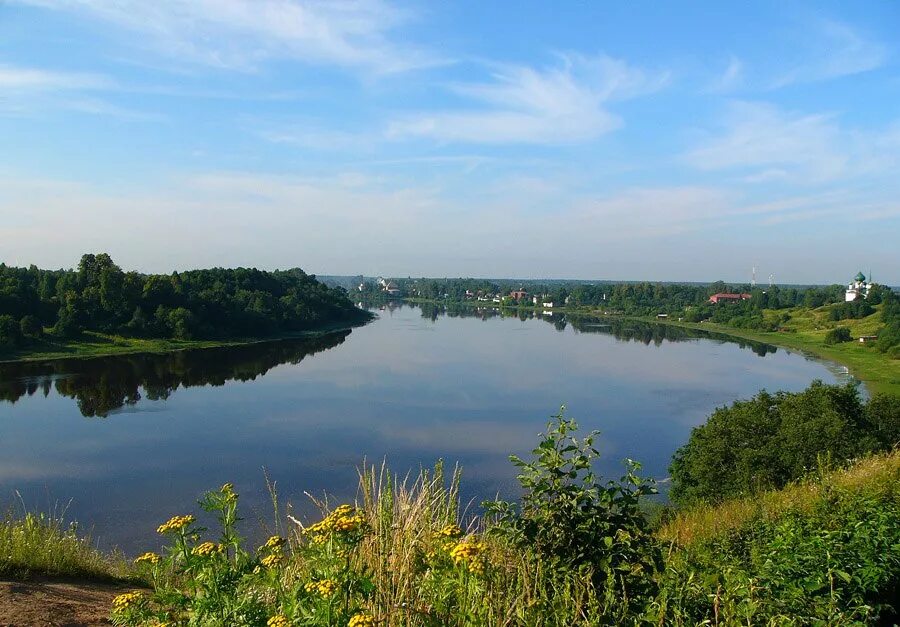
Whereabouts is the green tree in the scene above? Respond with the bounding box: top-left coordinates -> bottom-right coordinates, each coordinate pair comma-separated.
670,382 -> 875,506
19,314 -> 43,339
824,326 -> 852,344
0,314 -> 21,347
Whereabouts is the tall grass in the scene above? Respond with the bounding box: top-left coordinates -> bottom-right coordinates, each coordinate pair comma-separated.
0,499 -> 133,581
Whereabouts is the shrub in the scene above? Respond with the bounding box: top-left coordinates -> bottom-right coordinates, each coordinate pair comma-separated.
824,326 -> 852,344
669,382 -> 889,506
483,409 -> 662,612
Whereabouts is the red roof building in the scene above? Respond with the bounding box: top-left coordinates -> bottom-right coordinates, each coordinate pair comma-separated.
708,293 -> 752,304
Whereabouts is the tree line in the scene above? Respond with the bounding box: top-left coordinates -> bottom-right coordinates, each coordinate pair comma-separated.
0,254 -> 368,350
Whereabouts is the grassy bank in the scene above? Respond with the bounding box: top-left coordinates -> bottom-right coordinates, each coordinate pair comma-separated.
4,451 -> 899,624
0,318 -> 371,364
638,308 -> 900,396
0,509 -> 135,582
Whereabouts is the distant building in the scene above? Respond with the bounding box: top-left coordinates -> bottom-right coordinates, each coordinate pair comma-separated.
542,301 -> 554,308
509,289 -> 528,300
708,293 -> 752,304
845,272 -> 874,302
859,335 -> 878,344
657,313 -> 668,319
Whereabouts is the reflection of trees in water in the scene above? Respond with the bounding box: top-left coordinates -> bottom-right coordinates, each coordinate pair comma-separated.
404,303 -> 777,356
0,331 -> 350,417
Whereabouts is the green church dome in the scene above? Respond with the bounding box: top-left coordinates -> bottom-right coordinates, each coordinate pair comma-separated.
855,272 -> 866,282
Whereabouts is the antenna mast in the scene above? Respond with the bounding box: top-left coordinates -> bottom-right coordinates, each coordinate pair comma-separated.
751,266 -> 757,288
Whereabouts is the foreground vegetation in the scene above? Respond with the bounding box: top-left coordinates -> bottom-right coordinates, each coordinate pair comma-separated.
4,383 -> 899,624
98,418 -> 899,626
0,508 -> 132,582
0,254 -> 369,358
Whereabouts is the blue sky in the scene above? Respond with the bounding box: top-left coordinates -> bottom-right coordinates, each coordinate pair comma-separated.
1,1 -> 898,283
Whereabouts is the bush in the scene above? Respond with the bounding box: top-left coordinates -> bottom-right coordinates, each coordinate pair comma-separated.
19,314 -> 43,339
484,409 -> 662,610
668,382 -> 891,506
824,326 -> 852,344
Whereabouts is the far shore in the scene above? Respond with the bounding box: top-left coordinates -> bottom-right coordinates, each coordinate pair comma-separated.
0,316 -> 374,365
398,297 -> 900,396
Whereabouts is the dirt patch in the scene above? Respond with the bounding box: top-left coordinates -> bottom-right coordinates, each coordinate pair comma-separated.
0,578 -> 137,627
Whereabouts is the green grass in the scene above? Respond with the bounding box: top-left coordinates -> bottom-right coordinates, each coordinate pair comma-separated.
0,320 -> 368,364
638,307 -> 900,396
0,508 -> 136,582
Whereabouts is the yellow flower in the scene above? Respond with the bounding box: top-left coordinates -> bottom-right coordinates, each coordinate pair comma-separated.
157,514 -> 195,534
436,524 -> 462,538
191,541 -> 222,557
348,612 -> 376,627
450,539 -> 487,574
111,591 -> 143,613
304,579 -> 337,597
305,505 -> 367,540
134,551 -> 160,566
263,535 -> 286,551
267,615 -> 291,627
261,553 -> 283,568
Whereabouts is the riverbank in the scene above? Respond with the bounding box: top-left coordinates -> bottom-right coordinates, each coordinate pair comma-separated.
402,298 -> 899,396
0,316 -> 374,365
4,447 -> 899,625
640,315 -> 900,396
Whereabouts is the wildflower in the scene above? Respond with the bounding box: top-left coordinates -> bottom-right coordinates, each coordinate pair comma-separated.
450,539 -> 487,574
267,615 -> 291,627
111,591 -> 143,613
436,524 -> 462,538
305,505 -> 368,541
304,578 -> 338,597
191,541 -> 222,557
157,514 -> 195,534
134,551 -> 160,566
262,535 -> 286,552
348,612 -> 376,627
261,553 -> 283,568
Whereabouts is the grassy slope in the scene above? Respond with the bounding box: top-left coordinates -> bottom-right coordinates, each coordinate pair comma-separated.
659,448 -> 900,547
632,305 -> 900,396
0,319 -> 369,364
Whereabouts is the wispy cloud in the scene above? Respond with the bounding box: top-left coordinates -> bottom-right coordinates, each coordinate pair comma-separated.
16,0 -> 442,74
683,101 -> 848,183
773,19 -> 887,87
0,64 -> 109,91
709,56 -> 743,93
386,54 -> 669,145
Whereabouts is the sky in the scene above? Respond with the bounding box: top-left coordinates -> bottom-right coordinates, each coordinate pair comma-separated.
1,1 -> 899,284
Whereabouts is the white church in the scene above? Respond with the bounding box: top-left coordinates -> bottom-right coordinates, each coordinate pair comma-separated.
845,272 -> 874,302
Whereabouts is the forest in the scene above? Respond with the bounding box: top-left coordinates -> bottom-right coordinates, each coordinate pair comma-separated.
0,254 -> 368,351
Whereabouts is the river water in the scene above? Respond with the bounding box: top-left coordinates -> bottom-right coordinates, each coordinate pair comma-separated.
0,304 -> 842,551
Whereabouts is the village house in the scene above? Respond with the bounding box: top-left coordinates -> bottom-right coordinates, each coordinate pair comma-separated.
708,293 -> 752,304
509,289 -> 528,300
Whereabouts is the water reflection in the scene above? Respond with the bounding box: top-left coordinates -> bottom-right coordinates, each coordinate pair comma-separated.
0,304 -> 839,551
407,302 -> 778,356
0,331 -> 350,417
